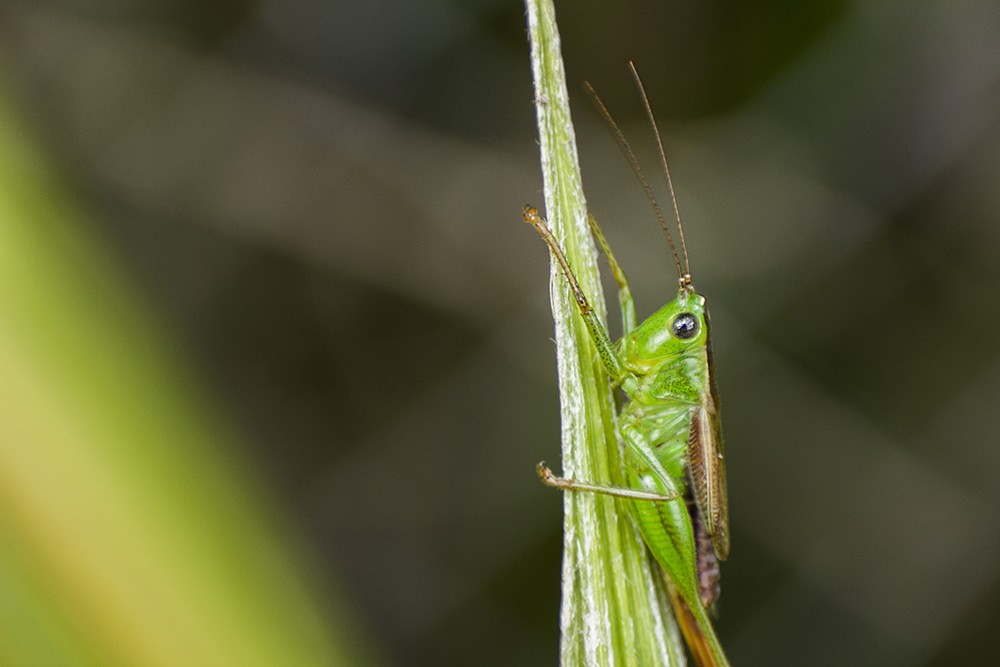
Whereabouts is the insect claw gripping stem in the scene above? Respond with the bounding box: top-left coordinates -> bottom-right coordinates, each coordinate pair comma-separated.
536,461 -> 567,488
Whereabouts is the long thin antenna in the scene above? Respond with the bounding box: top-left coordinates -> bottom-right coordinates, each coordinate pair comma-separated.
629,61 -> 691,285
583,81 -> 685,284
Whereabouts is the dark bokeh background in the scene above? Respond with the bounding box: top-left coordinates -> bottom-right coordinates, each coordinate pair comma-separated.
2,0 -> 999,665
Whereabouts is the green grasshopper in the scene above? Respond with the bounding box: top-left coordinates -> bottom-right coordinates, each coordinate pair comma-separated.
526,64 -> 730,667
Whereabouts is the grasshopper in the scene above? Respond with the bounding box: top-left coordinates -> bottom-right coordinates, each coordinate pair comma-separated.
526,63 -> 730,667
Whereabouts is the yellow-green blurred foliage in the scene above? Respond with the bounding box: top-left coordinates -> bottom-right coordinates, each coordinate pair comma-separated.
0,100 -> 368,665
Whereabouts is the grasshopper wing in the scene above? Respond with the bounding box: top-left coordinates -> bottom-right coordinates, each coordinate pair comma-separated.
687,401 -> 729,560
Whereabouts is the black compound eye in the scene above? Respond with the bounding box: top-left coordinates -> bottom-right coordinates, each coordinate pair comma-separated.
671,313 -> 699,339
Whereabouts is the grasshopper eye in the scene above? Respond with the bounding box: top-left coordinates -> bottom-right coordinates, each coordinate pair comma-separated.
671,313 -> 699,339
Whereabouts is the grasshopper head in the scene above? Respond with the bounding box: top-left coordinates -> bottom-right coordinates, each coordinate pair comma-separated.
621,288 -> 709,372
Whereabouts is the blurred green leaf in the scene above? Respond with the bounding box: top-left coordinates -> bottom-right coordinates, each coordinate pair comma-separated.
0,94 -> 372,667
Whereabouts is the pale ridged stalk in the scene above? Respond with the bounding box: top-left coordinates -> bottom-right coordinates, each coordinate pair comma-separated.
524,1 -> 686,665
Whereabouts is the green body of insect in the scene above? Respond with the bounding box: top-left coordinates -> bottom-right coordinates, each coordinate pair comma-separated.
528,63 -> 731,667
527,205 -> 730,667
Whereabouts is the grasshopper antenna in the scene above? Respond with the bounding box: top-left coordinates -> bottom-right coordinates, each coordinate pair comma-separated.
629,61 -> 691,288
584,79 -> 685,286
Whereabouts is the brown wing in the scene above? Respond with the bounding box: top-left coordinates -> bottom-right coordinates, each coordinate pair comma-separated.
687,399 -> 729,560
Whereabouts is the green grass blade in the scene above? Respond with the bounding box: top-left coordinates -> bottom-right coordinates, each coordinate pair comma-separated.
523,2 -> 686,665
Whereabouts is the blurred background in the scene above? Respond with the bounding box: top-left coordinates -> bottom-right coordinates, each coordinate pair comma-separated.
1,0 -> 999,665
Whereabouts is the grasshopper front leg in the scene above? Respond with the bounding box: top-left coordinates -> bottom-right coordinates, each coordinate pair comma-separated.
522,207 -> 639,396
588,213 -> 637,335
